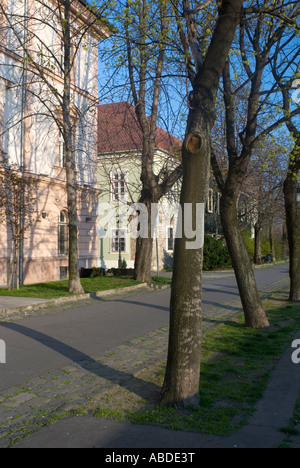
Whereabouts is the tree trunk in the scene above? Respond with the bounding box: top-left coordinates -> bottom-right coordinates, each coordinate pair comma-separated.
64,128 -> 83,294
63,0 -> 83,295
134,237 -> 154,284
161,123 -> 209,408
16,239 -> 20,290
133,197 -> 156,283
284,173 -> 300,302
254,219 -> 262,265
134,237 -> 154,283
220,193 -> 269,328
8,238 -> 14,291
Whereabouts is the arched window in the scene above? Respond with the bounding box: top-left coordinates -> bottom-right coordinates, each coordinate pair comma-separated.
58,211 -> 68,255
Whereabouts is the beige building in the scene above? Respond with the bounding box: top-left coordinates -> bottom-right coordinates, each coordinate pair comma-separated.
0,0 -> 109,286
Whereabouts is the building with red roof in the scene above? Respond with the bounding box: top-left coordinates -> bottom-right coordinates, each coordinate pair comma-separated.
97,102 -> 182,271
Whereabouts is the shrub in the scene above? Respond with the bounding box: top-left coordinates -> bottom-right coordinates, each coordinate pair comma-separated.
203,235 -> 232,271
90,267 -> 105,277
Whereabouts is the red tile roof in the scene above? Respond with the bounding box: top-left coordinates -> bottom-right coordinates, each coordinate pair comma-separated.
98,102 -> 182,155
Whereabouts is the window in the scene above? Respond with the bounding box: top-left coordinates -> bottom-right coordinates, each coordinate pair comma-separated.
58,211 -> 68,255
111,229 -> 126,253
207,189 -> 214,214
60,266 -> 68,280
216,192 -> 221,215
167,226 -> 174,252
58,132 -> 66,168
111,172 -> 126,202
1,81 -> 13,157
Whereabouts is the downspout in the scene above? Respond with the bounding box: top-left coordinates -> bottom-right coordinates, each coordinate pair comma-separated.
19,0 -> 28,286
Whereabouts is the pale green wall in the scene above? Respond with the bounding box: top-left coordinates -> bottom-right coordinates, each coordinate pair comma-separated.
97,152 -> 141,268
97,150 -> 180,270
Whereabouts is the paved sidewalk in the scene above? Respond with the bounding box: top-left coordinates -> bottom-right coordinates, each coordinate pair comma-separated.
0,296 -> 53,312
12,329 -> 300,448
0,275 -> 298,449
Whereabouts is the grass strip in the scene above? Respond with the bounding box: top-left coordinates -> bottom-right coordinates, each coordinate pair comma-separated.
0,277 -> 139,299
0,276 -> 171,299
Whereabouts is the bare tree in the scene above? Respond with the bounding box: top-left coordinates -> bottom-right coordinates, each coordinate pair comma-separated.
245,140 -> 286,264
210,3 -> 299,327
99,0 -> 183,283
267,29 -> 300,301
161,0 -> 243,408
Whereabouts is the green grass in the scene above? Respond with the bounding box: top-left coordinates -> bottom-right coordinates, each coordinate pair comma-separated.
279,391 -> 300,446
0,275 -> 171,299
93,297 -> 300,436
151,276 -> 172,286
0,276 -> 140,299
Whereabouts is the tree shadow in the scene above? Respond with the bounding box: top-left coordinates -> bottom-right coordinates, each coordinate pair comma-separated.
1,322 -> 161,402
202,287 -> 240,297
112,297 -> 242,316
210,283 -> 239,291
113,298 -> 169,312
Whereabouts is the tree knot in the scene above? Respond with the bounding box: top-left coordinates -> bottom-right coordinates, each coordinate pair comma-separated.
184,133 -> 202,155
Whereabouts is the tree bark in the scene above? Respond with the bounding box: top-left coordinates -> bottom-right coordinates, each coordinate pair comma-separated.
284,172 -> 300,302
16,239 -> 20,290
63,0 -> 84,295
8,238 -> 14,291
133,198 -> 155,283
220,193 -> 269,328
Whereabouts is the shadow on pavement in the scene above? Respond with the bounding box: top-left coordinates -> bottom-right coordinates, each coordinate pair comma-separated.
1,322 -> 161,402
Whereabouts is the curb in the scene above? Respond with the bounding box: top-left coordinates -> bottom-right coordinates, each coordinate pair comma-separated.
0,283 -> 151,318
